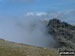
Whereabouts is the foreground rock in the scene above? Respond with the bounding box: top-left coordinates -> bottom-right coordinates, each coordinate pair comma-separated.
47,18 -> 75,50
0,38 -> 59,56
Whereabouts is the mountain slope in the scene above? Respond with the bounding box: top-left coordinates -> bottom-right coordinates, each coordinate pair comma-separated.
0,38 -> 59,56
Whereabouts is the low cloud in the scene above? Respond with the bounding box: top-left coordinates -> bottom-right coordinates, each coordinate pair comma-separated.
0,10 -> 75,48
25,12 -> 47,16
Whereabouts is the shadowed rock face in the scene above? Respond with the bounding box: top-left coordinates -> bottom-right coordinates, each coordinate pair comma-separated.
47,18 -> 75,50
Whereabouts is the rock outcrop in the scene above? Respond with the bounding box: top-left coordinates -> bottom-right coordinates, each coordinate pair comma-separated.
47,18 -> 75,50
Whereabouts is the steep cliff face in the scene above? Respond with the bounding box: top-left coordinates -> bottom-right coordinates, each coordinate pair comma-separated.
47,18 -> 75,50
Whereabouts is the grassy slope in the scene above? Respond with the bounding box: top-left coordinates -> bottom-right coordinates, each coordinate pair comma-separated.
0,38 -> 60,56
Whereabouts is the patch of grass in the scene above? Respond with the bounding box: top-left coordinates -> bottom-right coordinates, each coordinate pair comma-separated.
0,38 -> 70,56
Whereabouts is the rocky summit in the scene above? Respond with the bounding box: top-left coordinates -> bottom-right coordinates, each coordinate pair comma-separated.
47,18 -> 75,50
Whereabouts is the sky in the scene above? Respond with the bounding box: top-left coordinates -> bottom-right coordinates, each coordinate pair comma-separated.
0,0 -> 75,16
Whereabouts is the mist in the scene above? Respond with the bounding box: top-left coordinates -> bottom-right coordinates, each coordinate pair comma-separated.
0,11 -> 75,48
0,15 -> 57,48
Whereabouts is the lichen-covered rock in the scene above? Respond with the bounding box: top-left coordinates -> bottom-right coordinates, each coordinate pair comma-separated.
47,18 -> 75,50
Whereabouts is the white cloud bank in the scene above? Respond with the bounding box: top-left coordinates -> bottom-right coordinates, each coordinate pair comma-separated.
0,10 -> 75,48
